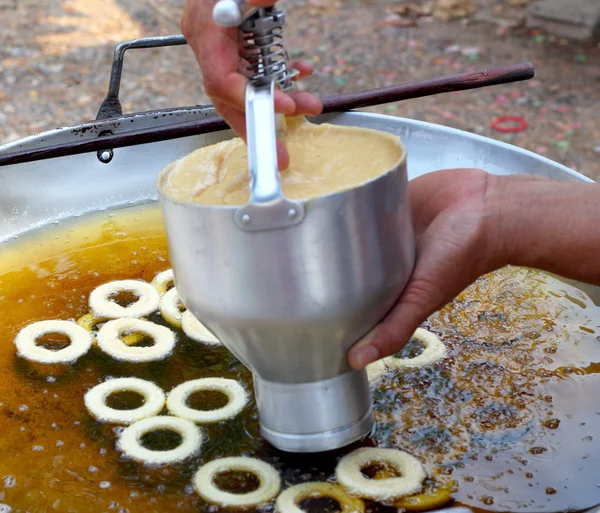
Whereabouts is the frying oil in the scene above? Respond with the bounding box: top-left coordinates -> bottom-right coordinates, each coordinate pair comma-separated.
0,204 -> 599,512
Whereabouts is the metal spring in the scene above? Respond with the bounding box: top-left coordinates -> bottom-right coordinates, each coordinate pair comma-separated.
241,13 -> 295,91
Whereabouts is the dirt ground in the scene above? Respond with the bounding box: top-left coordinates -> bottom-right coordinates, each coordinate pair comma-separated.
0,0 -> 599,178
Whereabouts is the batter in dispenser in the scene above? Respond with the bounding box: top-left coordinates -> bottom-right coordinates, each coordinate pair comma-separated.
159,117 -> 405,206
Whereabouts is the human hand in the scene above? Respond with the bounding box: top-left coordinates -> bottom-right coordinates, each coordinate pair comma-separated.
347,168 -> 504,370
181,0 -> 323,169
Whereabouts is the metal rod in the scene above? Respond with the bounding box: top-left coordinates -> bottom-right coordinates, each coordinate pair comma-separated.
0,62 -> 534,167
96,35 -> 187,120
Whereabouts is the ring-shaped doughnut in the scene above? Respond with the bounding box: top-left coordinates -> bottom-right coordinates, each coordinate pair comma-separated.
160,287 -> 185,328
181,311 -> 221,346
384,328 -> 447,370
77,313 -> 144,346
84,377 -> 166,424
335,448 -> 427,501
96,318 -> 176,362
394,479 -> 456,511
366,360 -> 388,384
117,416 -> 202,466
89,279 -> 160,319
151,269 -> 174,296
276,482 -> 365,513
193,457 -> 281,508
166,378 -> 248,424
14,320 -> 93,364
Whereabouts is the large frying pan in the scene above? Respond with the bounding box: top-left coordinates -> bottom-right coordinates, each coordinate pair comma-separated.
0,36 -> 598,513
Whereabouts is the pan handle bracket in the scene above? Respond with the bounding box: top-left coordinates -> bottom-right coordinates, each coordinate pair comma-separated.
95,35 -> 188,164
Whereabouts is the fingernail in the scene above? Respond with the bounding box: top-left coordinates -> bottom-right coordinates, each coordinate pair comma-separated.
354,345 -> 380,369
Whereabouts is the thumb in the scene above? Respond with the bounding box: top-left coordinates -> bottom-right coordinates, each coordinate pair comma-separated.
347,230 -> 458,370
347,277 -> 444,370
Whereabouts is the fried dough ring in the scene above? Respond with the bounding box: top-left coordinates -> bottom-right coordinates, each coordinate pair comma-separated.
384,328 -> 447,370
117,416 -> 202,465
193,457 -> 281,507
96,318 -> 176,362
276,482 -> 365,513
151,269 -> 175,296
77,313 -> 144,346
89,279 -> 160,319
366,360 -> 388,383
181,311 -> 221,346
14,320 -> 93,364
166,378 -> 248,424
159,287 -> 185,328
84,377 -> 166,424
335,448 -> 426,501
394,479 -> 456,511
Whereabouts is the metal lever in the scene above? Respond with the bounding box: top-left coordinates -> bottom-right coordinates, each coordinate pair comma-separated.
233,81 -> 304,232
245,81 -> 281,204
213,0 -> 258,27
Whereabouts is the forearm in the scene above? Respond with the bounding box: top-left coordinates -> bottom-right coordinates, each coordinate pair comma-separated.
487,174 -> 600,285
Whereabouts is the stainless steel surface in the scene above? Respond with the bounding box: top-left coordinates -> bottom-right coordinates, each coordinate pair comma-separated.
235,81 -> 304,231
158,120 -> 412,451
254,371 -> 373,452
212,0 -> 258,27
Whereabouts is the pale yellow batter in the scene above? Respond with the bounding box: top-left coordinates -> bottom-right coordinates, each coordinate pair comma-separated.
158,118 -> 405,206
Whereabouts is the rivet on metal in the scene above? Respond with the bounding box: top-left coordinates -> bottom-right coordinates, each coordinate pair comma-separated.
242,214 -> 251,224
288,208 -> 296,218
97,149 -> 114,164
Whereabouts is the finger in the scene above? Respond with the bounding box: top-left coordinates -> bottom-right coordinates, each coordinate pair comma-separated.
288,91 -> 323,116
347,279 -> 441,371
290,60 -> 315,79
274,90 -> 297,115
347,234 -> 453,370
214,100 -> 247,140
277,139 -> 290,170
247,0 -> 277,6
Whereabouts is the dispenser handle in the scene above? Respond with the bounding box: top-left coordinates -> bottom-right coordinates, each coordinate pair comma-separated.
212,0 -> 258,27
233,81 -> 305,232
245,81 -> 281,204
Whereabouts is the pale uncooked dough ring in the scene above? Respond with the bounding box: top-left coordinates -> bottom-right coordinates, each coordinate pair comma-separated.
276,482 -> 365,513
166,378 -> 248,424
193,457 -> 281,507
84,377 -> 166,424
366,360 -> 388,384
151,269 -> 175,296
335,448 -> 426,501
77,313 -> 144,346
160,287 -> 185,328
89,279 -> 160,319
14,320 -> 93,364
117,416 -> 202,466
181,311 -> 221,346
384,328 -> 447,370
96,318 -> 176,362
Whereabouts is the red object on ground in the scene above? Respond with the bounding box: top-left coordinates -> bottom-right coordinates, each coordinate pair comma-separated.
491,116 -> 528,133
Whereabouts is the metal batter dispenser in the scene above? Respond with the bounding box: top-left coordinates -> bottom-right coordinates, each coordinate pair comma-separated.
158,0 -> 415,453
